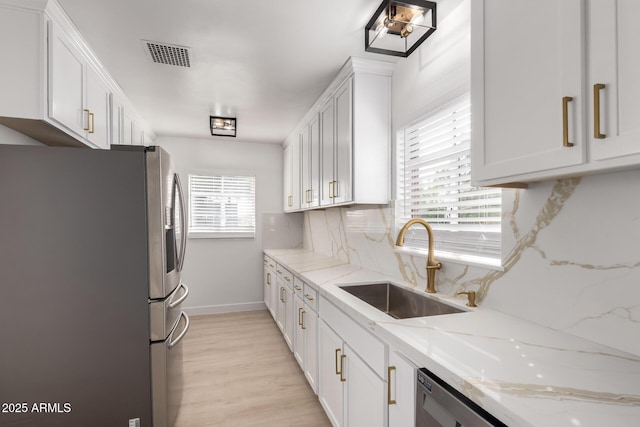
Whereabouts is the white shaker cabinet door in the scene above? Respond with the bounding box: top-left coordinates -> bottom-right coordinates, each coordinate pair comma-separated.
304,307 -> 319,395
344,343 -> 386,427
320,97 -> 335,207
85,66 -> 110,149
588,0 -> 640,161
334,78 -> 353,204
293,295 -> 305,368
49,20 -> 85,138
388,351 -> 417,427
471,0 -> 585,185
319,320 -> 344,427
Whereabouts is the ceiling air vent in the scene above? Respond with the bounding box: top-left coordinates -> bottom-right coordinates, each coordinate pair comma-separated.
142,40 -> 191,67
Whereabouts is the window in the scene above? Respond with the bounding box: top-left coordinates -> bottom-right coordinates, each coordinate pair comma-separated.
396,93 -> 501,262
188,174 -> 256,238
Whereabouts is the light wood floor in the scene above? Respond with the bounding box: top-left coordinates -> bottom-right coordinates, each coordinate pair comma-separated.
174,310 -> 332,427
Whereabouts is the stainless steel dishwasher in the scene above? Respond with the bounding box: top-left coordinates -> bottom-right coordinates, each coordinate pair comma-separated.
416,368 -> 507,427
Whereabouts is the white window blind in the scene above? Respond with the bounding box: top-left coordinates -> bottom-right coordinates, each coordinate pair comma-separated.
188,174 -> 256,238
397,93 -> 501,260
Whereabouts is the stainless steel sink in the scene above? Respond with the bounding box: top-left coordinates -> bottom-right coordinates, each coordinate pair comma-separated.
339,282 -> 465,319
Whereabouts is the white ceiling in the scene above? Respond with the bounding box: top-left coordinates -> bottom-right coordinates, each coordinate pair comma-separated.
56,0 -> 398,144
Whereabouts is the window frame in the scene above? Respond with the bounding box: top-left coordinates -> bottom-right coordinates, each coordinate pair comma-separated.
187,173 -> 256,239
395,93 -> 502,267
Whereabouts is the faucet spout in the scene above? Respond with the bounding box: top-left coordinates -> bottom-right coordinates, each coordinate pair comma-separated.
396,218 -> 442,293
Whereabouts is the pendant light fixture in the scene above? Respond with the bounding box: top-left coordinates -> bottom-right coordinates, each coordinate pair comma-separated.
365,0 -> 437,57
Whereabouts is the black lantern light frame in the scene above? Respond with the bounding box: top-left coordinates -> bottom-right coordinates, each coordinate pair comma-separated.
365,0 -> 437,57
210,116 -> 237,137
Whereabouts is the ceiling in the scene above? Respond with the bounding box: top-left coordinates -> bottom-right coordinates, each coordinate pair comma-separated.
56,0 -> 398,144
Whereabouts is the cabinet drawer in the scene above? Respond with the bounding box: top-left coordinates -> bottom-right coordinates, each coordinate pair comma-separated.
293,276 -> 304,299
276,263 -> 293,287
303,284 -> 319,312
320,296 -> 385,378
264,255 -> 275,270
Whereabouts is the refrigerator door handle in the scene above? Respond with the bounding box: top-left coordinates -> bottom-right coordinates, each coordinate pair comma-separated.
168,282 -> 189,309
168,312 -> 190,349
174,173 -> 188,272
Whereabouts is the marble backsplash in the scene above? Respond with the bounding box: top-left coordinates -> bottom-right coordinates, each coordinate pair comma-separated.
303,169 -> 640,356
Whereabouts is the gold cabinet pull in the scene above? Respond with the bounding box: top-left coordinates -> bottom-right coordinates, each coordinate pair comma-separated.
298,307 -> 303,326
333,180 -> 339,198
294,285 -> 302,291
562,96 -> 574,147
335,349 -> 341,375
301,310 -> 306,330
285,277 -> 291,282
388,366 -> 396,405
328,181 -> 334,199
304,294 -> 315,301
594,83 -> 606,139
287,195 -> 292,207
89,112 -> 95,134
280,287 -> 285,303
266,272 -> 271,285
83,109 -> 91,131
340,354 -> 347,382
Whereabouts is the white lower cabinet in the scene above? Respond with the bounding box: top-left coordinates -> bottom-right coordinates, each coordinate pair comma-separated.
264,256 -> 277,319
264,254 -> 419,426
276,280 -> 294,351
388,350 -> 418,427
293,292 -> 319,394
319,320 -> 345,427
318,297 -> 387,427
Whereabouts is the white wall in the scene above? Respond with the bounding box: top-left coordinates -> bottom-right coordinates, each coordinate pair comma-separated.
0,124 -> 43,145
303,0 -> 640,357
156,136 -> 284,314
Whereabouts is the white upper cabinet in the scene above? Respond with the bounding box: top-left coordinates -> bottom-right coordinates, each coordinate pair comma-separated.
283,139 -> 301,212
329,78 -> 354,206
588,0 -> 640,162
471,0 -> 585,186
472,0 -> 640,186
0,0 -> 154,149
284,57 -> 393,211
300,114 -> 320,209
49,19 -> 110,149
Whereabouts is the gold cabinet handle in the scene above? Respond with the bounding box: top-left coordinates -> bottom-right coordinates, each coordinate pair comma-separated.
298,307 -> 303,326
294,285 -> 302,291
89,112 -> 95,134
301,310 -> 306,330
304,294 -> 315,301
388,366 -> 396,405
280,287 -> 285,303
562,96 -> 574,147
340,354 -> 346,382
266,272 -> 271,285
328,181 -> 334,199
277,269 -> 282,274
333,180 -> 339,198
594,83 -> 606,139
83,109 -> 91,131
285,277 -> 291,282
335,349 -> 341,375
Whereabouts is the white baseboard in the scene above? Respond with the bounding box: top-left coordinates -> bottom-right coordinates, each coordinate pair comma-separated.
184,301 -> 267,317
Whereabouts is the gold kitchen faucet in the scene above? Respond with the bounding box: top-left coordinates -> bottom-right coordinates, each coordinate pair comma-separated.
395,218 -> 442,294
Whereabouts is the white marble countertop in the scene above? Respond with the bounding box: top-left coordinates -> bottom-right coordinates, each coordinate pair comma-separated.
265,248 -> 640,427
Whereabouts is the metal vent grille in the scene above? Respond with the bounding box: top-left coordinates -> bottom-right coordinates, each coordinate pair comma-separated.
143,40 -> 191,67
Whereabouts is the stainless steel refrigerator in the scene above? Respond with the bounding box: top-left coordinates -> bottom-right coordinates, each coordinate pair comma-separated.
0,144 -> 189,427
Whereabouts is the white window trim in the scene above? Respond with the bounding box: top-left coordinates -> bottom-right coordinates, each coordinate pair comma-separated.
395,93 -> 502,268
187,173 -> 256,239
